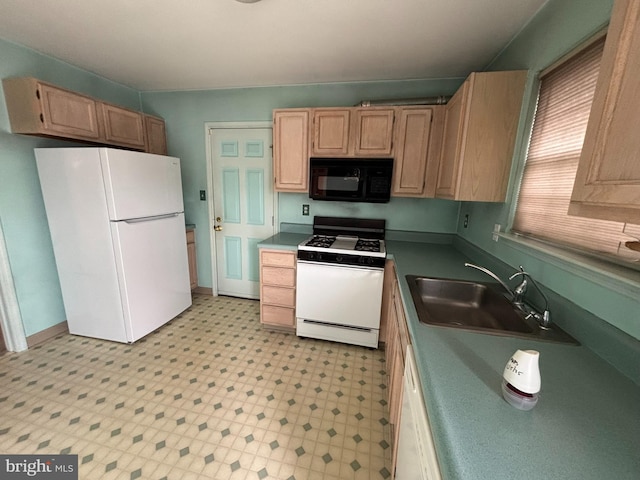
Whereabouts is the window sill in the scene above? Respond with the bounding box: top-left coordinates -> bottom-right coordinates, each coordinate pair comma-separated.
497,232 -> 640,301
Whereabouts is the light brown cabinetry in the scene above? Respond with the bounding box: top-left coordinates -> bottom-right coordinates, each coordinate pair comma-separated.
144,114 -> 168,155
273,109 -> 310,192
259,249 -> 296,330
186,228 -> 198,291
435,70 -> 527,202
99,102 -> 146,150
311,109 -> 351,156
569,0 -> 640,224
2,77 -> 167,153
311,107 -> 395,157
2,77 -> 101,142
353,108 -> 395,156
392,106 -> 445,197
382,260 -> 410,473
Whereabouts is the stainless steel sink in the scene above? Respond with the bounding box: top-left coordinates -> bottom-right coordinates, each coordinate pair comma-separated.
406,275 -> 579,344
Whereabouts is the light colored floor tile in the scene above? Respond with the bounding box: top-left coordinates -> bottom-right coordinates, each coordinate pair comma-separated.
0,294 -> 392,479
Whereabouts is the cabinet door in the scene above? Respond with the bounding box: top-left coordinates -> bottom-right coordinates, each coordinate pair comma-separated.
353,108 -> 395,156
569,0 -> 640,224
392,108 -> 433,196
186,229 -> 197,290
273,109 -> 309,192
379,260 -> 396,344
436,71 -> 526,202
435,81 -> 468,199
144,114 -> 168,155
311,109 -> 350,156
100,102 -> 146,150
38,83 -> 102,140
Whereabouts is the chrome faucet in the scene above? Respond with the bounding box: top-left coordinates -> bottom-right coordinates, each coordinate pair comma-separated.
464,263 -> 515,300
464,263 -> 552,329
509,267 -> 552,329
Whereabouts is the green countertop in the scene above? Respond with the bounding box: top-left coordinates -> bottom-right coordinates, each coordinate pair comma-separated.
258,235 -> 640,479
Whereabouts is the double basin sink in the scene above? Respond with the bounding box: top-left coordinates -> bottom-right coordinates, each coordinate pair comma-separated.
406,275 -> 578,344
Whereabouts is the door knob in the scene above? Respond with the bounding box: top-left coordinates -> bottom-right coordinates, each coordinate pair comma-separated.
214,225 -> 223,231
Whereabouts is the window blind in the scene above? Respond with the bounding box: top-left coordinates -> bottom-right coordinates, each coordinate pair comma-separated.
512,37 -> 640,265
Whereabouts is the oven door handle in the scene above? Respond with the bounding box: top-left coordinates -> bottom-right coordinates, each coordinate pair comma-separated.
296,259 -> 382,271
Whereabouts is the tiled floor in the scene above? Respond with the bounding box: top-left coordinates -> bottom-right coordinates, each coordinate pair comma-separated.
0,294 -> 392,479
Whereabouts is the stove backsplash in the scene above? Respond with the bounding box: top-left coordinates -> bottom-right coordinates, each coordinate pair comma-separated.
278,193 -> 460,233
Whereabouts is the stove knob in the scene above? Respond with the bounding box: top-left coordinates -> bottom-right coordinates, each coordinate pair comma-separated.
336,255 -> 343,263
307,252 -> 316,260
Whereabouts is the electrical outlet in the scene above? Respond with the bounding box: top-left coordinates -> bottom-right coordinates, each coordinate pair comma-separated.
493,224 -> 501,242
199,190 -> 206,201
463,214 -> 469,228
302,204 -> 310,216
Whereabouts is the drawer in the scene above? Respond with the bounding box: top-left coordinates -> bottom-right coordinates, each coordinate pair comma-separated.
186,229 -> 195,243
262,285 -> 295,307
260,250 -> 296,268
261,305 -> 295,327
261,266 -> 295,287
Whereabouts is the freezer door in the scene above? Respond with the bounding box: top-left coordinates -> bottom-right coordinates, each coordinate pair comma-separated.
101,149 -> 184,220
111,212 -> 192,342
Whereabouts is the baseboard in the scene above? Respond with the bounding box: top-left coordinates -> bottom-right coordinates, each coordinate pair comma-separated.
27,322 -> 69,348
193,287 -> 214,295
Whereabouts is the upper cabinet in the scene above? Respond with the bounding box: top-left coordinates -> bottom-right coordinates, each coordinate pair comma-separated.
2,77 -> 167,154
311,109 -> 351,156
353,108 -> 395,156
392,106 -> 444,197
569,0 -> 640,224
273,109 -> 310,192
435,70 -> 527,202
2,77 -> 101,142
311,107 -> 395,157
99,102 -> 146,150
144,114 -> 168,155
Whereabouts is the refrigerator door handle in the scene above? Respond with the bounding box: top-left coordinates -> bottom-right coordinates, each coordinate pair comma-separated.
122,213 -> 181,224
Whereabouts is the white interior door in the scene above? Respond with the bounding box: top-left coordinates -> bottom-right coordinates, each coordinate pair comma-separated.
211,127 -> 274,299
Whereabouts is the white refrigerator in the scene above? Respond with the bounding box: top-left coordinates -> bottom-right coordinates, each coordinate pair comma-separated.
35,147 -> 192,343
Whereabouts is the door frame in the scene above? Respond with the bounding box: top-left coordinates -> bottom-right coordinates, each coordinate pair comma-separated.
0,219 -> 28,352
204,121 -> 278,296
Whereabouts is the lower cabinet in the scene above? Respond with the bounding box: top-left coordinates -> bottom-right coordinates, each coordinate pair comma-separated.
395,345 -> 442,480
259,249 -> 296,330
186,228 -> 197,290
384,262 -> 440,479
383,261 -> 410,474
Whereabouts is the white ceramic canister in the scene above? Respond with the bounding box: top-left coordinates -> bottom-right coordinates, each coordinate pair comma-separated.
502,349 -> 541,410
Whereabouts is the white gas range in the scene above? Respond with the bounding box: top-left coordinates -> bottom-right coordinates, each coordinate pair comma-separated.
295,217 -> 386,348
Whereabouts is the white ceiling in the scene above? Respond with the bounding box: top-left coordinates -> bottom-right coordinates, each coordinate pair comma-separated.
0,0 -> 548,92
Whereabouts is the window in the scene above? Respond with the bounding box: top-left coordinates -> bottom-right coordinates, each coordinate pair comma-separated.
513,35 -> 640,265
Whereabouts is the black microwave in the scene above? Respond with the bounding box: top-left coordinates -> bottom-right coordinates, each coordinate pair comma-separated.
309,158 -> 393,203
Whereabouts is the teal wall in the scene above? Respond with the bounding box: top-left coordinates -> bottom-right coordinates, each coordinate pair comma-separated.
456,0 -> 640,342
278,194 -> 460,233
140,80 -> 463,288
2,0 -> 637,351
0,38 -> 141,336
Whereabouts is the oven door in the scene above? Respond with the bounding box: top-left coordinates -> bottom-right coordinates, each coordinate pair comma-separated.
296,261 -> 383,329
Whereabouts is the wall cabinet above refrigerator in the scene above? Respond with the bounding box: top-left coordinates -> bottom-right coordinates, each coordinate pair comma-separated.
2,76 -> 167,154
